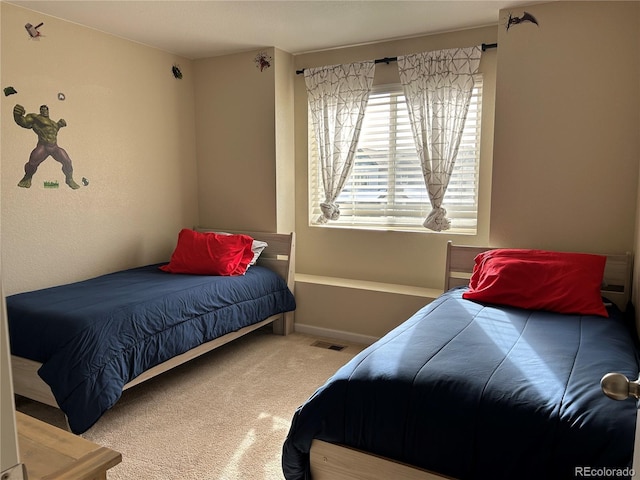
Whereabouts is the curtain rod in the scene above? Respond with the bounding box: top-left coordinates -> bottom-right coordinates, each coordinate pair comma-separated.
295,42 -> 497,75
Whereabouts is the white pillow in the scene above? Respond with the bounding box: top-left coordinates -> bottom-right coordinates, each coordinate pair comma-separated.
250,240 -> 268,265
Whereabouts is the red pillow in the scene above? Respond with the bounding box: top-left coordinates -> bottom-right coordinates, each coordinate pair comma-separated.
462,249 -> 608,317
160,229 -> 254,276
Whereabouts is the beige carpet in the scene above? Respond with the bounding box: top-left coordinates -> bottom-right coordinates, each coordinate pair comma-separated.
15,328 -> 365,480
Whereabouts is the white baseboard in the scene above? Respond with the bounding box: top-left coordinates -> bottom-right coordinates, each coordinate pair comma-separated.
294,323 -> 379,346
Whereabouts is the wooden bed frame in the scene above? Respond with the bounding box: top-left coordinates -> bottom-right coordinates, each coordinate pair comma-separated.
308,241 -> 633,480
11,229 -> 295,411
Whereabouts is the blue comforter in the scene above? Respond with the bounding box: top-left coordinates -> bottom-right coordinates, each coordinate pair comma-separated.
282,288 -> 639,480
8,264 -> 296,433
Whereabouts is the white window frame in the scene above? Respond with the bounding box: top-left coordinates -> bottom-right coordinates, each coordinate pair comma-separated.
308,75 -> 483,234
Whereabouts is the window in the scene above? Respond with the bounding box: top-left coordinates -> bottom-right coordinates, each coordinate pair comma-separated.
309,76 -> 483,233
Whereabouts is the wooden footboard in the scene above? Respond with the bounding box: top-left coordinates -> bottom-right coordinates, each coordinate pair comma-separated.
12,356 -> 58,407
310,440 -> 453,480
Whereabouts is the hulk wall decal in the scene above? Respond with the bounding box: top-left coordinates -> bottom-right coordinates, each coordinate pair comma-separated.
13,104 -> 81,189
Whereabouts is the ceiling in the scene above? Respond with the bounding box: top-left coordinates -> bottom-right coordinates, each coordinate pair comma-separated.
6,1 -> 543,60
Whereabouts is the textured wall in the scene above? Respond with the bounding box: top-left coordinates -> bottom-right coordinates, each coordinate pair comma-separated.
491,1 -> 640,253
1,3 -> 199,295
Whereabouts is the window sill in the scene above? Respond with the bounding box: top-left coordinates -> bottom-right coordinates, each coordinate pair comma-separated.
309,222 -> 477,235
296,274 -> 443,299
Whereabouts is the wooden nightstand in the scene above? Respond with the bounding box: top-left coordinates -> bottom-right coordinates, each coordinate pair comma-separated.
16,412 -> 121,480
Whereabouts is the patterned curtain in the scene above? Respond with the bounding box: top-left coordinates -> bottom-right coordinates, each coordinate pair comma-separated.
304,61 -> 375,223
398,46 -> 481,231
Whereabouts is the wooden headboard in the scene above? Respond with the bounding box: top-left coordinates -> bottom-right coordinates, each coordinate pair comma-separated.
194,228 -> 296,293
195,228 -> 295,335
444,241 -> 633,312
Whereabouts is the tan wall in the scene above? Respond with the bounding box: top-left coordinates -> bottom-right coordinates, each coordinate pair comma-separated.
492,1 -> 640,253
1,3 -> 199,295
274,48 -> 296,235
295,280 -> 434,341
195,48 -> 282,233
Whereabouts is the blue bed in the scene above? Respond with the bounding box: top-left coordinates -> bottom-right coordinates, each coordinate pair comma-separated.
8,230 -> 296,434
282,243 -> 638,480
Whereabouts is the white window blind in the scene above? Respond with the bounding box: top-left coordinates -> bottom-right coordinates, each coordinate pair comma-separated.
309,76 -> 483,233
